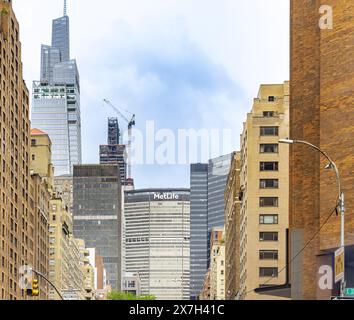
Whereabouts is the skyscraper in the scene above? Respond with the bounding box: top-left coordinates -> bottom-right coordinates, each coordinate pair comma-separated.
207,154 -> 232,231
73,165 -> 123,290
190,164 -> 208,300
99,118 -> 127,185
125,189 -> 190,300
32,1 -> 82,176
189,154 -> 231,299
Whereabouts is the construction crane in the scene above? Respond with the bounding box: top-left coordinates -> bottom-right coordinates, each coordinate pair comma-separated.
103,99 -> 136,180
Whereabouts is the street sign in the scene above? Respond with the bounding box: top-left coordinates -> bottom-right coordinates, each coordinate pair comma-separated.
345,288 -> 354,296
62,291 -> 79,300
335,247 -> 345,283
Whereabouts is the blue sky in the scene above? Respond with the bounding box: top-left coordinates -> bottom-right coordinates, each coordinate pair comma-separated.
16,0 -> 289,188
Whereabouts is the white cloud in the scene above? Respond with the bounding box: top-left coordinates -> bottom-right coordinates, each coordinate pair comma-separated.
14,0 -> 289,188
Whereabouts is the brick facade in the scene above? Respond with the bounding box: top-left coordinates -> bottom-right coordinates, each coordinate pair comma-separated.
290,0 -> 354,299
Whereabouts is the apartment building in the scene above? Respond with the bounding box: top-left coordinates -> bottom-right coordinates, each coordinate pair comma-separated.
29,128 -> 55,300
238,82 -> 290,300
209,227 -> 226,300
224,152 -> 241,300
49,195 -> 87,300
0,0 -> 35,300
77,239 -> 95,300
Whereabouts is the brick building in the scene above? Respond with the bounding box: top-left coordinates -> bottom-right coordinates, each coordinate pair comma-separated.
0,0 -> 34,300
290,0 -> 354,299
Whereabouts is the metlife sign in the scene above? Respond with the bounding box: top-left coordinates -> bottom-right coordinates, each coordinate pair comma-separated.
153,193 -> 180,201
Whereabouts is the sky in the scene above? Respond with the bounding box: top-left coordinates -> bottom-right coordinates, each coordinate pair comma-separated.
14,0 -> 290,189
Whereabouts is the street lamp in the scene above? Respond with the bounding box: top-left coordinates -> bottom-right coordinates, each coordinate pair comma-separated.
279,138 -> 346,297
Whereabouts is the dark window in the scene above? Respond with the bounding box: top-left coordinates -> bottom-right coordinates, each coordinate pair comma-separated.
260,267 -> 278,277
260,197 -> 278,207
260,214 -> 279,224
260,232 -> 278,241
263,111 -> 275,117
31,154 -> 35,161
260,179 -> 279,189
31,139 -> 36,146
260,250 -> 279,260
260,162 -> 278,171
260,126 -> 279,136
260,144 -> 278,153
268,96 -> 275,102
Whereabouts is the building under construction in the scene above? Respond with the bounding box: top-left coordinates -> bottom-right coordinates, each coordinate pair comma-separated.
99,118 -> 129,185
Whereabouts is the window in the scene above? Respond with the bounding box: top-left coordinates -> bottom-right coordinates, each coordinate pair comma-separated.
31,154 -> 35,161
263,111 -> 275,117
31,139 -> 36,146
260,250 -> 279,260
260,144 -> 278,153
260,179 -> 279,189
260,267 -> 278,277
260,162 -> 278,171
260,126 -> 279,136
259,232 -> 278,241
268,96 -> 275,102
260,197 -> 278,207
260,215 -> 279,224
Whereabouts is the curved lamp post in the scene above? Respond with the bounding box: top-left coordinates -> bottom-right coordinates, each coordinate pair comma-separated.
279,139 -> 345,297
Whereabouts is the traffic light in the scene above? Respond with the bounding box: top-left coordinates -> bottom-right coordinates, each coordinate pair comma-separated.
26,278 -> 39,297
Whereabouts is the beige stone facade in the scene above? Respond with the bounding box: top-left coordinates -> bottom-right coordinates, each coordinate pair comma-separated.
209,227 -> 226,300
29,129 -> 55,299
224,152 -> 241,300
238,82 -> 290,300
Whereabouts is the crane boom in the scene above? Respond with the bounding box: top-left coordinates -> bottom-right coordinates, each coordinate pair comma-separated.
103,99 -> 136,181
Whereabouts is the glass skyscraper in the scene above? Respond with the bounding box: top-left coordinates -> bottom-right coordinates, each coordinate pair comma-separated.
190,164 -> 209,300
189,154 -> 231,299
32,5 -> 81,176
73,165 -> 123,290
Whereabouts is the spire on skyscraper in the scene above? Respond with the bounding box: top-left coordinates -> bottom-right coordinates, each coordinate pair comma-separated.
64,0 -> 67,16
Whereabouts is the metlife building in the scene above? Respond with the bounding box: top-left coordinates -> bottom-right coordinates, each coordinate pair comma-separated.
124,189 -> 190,300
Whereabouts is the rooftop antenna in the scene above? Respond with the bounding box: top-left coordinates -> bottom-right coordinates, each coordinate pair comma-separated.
63,0 -> 67,16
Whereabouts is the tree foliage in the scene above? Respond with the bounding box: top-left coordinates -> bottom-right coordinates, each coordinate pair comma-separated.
107,291 -> 156,301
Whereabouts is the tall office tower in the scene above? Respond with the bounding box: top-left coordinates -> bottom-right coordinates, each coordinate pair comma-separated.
0,0 -> 35,300
290,1 -> 354,300
29,129 -> 55,300
224,151 -> 241,300
190,164 -> 208,300
125,189 -> 190,300
237,82 -> 289,300
73,165 -> 123,290
32,1 -> 82,176
99,118 -> 127,185
189,155 -> 231,299
51,14 -> 70,62
207,154 -> 232,230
